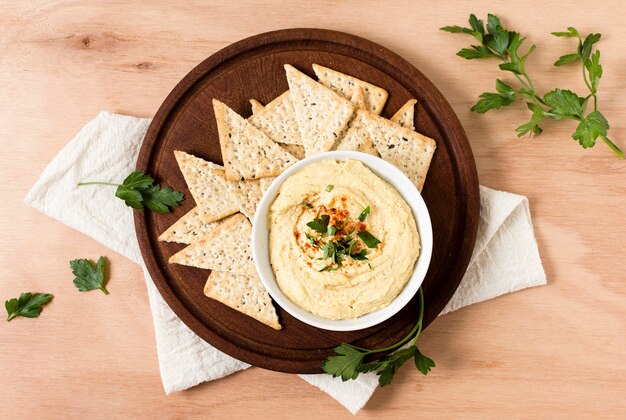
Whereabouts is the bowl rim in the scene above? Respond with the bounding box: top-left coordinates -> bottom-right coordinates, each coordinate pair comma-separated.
251,150 -> 433,331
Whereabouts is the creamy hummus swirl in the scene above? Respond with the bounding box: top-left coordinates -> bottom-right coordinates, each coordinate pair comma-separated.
268,159 -> 420,320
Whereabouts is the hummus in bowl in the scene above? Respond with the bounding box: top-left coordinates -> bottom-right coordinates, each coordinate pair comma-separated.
252,151 -> 433,331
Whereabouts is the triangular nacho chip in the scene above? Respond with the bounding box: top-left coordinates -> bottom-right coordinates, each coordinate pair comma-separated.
158,207 -> 235,244
249,98 -> 264,115
390,99 -> 417,130
334,110 -> 380,156
213,99 -> 296,181
248,91 -> 302,145
361,112 -> 436,191
204,271 -> 281,330
174,151 -> 239,222
312,63 -> 388,115
169,213 -> 256,276
284,64 -> 356,156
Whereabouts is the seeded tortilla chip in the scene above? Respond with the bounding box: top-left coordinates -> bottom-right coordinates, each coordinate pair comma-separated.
204,271 -> 281,330
333,110 -> 380,157
284,64 -> 356,156
361,112 -> 436,191
169,213 -> 256,276
279,143 -> 305,160
234,177 -> 275,221
249,98 -> 264,115
174,151 -> 239,222
248,91 -> 302,145
391,99 -> 417,130
158,207 -> 235,244
214,99 -> 296,181
312,63 -> 388,115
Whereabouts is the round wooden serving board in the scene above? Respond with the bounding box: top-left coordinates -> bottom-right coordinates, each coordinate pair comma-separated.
135,29 -> 480,374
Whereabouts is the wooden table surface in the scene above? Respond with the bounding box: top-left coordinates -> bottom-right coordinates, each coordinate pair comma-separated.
1,1 -> 625,418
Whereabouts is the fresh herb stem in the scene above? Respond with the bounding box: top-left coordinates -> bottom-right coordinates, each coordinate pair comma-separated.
367,288 -> 425,354
77,181 -> 121,187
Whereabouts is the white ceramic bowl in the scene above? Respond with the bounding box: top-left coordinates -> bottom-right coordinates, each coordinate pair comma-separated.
252,151 -> 433,331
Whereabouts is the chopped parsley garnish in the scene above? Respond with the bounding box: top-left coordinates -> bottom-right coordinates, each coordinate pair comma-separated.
326,184 -> 334,192
358,205 -> 371,222
357,231 -> 381,248
300,200 -> 314,209
305,232 -> 320,248
303,203 -> 382,271
350,250 -> 369,260
306,214 -> 330,233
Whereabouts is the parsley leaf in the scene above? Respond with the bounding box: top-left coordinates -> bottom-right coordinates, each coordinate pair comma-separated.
516,103 -> 545,137
551,27 -> 579,38
457,45 -> 495,59
141,185 -> 185,214
554,53 -> 579,67
307,214 -> 330,234
323,344 -> 367,381
300,200 -> 313,209
414,347 -> 436,375
471,80 -> 516,113
305,232 -> 319,248
325,184 -> 334,192
70,256 -> 109,295
358,231 -> 381,248
572,110 -> 608,148
358,206 -> 371,222
78,171 -> 184,213
350,249 -> 369,260
439,25 -> 473,35
543,88 -> 584,119
585,50 -> 602,94
5,293 -> 54,321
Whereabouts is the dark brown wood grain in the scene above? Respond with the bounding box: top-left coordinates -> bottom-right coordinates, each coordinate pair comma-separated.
134,28 -> 479,374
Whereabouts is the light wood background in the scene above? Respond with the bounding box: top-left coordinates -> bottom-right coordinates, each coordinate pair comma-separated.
1,1 -> 625,418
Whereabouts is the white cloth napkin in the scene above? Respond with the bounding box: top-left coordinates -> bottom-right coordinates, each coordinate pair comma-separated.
25,112 -> 546,414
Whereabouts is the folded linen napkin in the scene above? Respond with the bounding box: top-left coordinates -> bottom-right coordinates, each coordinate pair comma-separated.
25,112 -> 546,414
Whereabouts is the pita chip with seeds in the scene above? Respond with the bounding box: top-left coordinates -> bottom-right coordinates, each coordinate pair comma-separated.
333,110 -> 380,157
248,91 -> 302,145
391,99 -> 417,130
204,271 -> 281,330
279,143 -> 305,160
169,213 -> 256,276
213,99 -> 296,181
312,63 -> 388,115
173,151 -> 239,223
350,85 -> 366,109
249,98 -> 264,115
158,207 -> 236,245
361,112 -> 436,191
234,176 -> 275,221
284,64 -> 356,156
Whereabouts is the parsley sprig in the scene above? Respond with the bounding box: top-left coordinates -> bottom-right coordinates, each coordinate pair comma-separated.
323,287 -> 434,386
78,171 -> 184,213
441,14 -> 623,158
